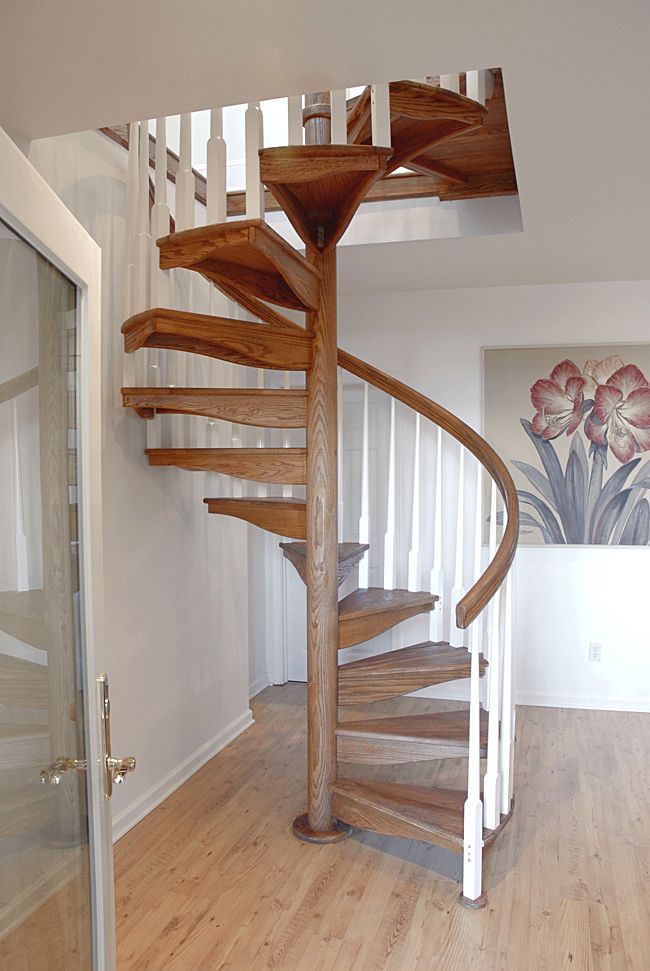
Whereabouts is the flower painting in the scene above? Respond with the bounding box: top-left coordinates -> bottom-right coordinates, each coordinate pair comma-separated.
483,345 -> 650,546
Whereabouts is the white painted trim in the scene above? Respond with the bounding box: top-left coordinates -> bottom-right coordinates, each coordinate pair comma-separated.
514,691 -> 650,713
250,674 -> 271,699
111,709 -> 254,842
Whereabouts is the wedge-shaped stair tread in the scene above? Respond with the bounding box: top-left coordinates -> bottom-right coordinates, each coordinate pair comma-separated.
0,723 -> 50,768
204,497 -> 306,538
146,448 -> 306,484
338,588 -> 437,649
280,541 -> 369,587
336,708 -> 488,764
157,218 -> 321,312
0,589 -> 46,650
0,783 -> 56,839
331,778 -> 505,851
347,80 -> 485,174
338,641 -> 486,705
122,308 -> 312,371
123,387 -> 307,428
260,145 -> 392,251
0,654 -> 48,709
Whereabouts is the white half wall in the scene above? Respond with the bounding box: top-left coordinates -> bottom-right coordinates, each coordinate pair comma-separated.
339,279 -> 650,712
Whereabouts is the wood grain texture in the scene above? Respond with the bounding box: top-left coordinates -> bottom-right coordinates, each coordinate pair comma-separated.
279,541 -> 368,586
260,145 -> 392,251
203,497 -> 306,538
338,641 -> 486,706
122,387 -> 307,427
336,708 -> 488,764
157,219 -> 321,312
0,654 -> 49,709
338,349 -> 518,629
0,589 -> 46,649
23,685 -> 643,971
146,448 -> 306,484
122,307 -> 313,370
338,588 -> 437,649
0,366 -> 39,406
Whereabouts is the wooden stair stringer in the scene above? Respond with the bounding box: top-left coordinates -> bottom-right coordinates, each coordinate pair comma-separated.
280,541 -> 369,587
122,387 -> 308,427
338,588 -> 437,649
204,497 -> 306,538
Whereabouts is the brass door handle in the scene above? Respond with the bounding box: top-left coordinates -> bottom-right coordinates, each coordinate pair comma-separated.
98,674 -> 136,798
107,755 -> 136,785
40,757 -> 87,785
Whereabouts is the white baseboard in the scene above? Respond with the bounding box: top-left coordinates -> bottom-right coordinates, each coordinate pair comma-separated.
249,674 -> 272,699
112,708 -> 254,842
514,690 -> 650,712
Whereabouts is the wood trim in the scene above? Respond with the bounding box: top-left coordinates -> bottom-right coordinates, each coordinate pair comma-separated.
122,387 -> 307,427
0,367 -> 39,406
337,349 -> 519,629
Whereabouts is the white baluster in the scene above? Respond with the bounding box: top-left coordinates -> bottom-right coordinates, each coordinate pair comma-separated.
483,485 -> 502,830
358,381 -> 370,587
256,370 -> 267,498
287,95 -> 303,146
230,360 -> 243,499
383,397 -> 396,590
330,89 -> 347,144
440,73 -> 460,93
370,83 -> 391,147
283,371 -> 293,500
135,120 -> 152,388
462,606 -> 484,902
337,368 -> 344,540
469,461 -> 483,656
499,566 -> 515,814
466,70 -> 487,106
176,113 -> 195,232
449,445 -> 467,647
207,108 -> 227,225
12,401 -> 28,591
429,426 -> 444,641
245,102 -> 264,220
123,121 -> 139,388
407,414 -> 421,592
485,479 -> 498,663
148,116 -> 171,451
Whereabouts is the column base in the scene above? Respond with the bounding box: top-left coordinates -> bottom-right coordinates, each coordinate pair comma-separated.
292,812 -> 353,844
458,891 -> 488,910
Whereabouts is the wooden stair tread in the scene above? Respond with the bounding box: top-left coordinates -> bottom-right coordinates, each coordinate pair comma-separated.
259,145 -> 392,252
338,588 -> 437,649
122,308 -> 312,371
122,387 -> 307,427
147,448 -> 306,484
0,654 -> 48,709
338,641 -> 487,706
157,218 -> 321,312
204,497 -> 306,538
332,778 -> 507,851
336,709 -> 488,764
0,589 -> 46,650
280,541 -> 369,587
347,80 -> 485,175
0,782 -> 56,839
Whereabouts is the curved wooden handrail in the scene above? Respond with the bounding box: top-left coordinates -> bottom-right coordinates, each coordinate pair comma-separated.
338,349 -> 519,630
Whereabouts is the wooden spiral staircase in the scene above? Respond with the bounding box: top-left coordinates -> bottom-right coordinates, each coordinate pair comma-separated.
121,81 -> 519,903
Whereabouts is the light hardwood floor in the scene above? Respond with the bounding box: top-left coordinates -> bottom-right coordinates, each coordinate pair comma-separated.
113,684 -> 650,971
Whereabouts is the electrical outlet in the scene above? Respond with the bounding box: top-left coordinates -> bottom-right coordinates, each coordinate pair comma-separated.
589,642 -> 602,662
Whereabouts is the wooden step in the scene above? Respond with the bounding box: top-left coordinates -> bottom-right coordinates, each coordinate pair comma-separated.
0,590 -> 46,650
0,654 -> 48,710
0,724 -> 50,770
338,642 -> 486,706
157,218 -> 321,312
204,497 -> 306,538
331,778 -> 508,852
123,387 -> 307,428
122,308 -> 312,371
347,80 -> 485,175
338,588 -> 437,649
146,447 -> 306,484
0,783 -> 56,839
336,708 -> 488,764
279,542 -> 369,587
259,145 -> 392,252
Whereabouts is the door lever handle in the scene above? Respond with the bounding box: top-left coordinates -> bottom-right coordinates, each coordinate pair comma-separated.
40,757 -> 87,785
98,674 -> 136,798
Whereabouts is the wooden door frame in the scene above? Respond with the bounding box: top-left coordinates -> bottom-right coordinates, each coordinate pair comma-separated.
0,127 -> 114,970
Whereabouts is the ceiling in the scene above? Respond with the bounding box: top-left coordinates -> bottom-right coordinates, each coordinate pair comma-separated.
1,0 -> 649,291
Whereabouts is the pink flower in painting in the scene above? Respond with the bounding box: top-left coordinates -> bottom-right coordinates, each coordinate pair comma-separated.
581,355 -> 625,396
585,364 -> 650,463
530,359 -> 586,440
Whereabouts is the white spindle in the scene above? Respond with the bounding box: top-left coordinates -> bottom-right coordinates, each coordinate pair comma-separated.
469,462 -> 483,656
483,483 -> 502,830
337,369 -> 344,539
148,116 -> 171,450
462,603 -> 484,901
123,121 -> 139,388
370,83 -> 391,147
207,108 -> 227,224
256,370 -> 267,498
466,70 -> 487,106
383,397 -> 396,590
440,73 -> 460,93
330,89 -> 347,144
429,426 -> 444,641
407,414 -> 421,592
358,381 -> 370,587
499,567 -> 515,814
287,95 -> 304,146
176,113 -> 195,232
485,478 -> 498,662
12,401 -> 28,591
283,371 -> 293,500
449,444 -> 467,647
245,102 -> 264,219
230,362 -> 243,499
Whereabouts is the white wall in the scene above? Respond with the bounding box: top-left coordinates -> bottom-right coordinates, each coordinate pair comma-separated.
338,279 -> 650,711
28,130 -> 253,838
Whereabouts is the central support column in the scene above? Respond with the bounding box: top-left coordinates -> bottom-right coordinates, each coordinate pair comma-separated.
293,245 -> 351,843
